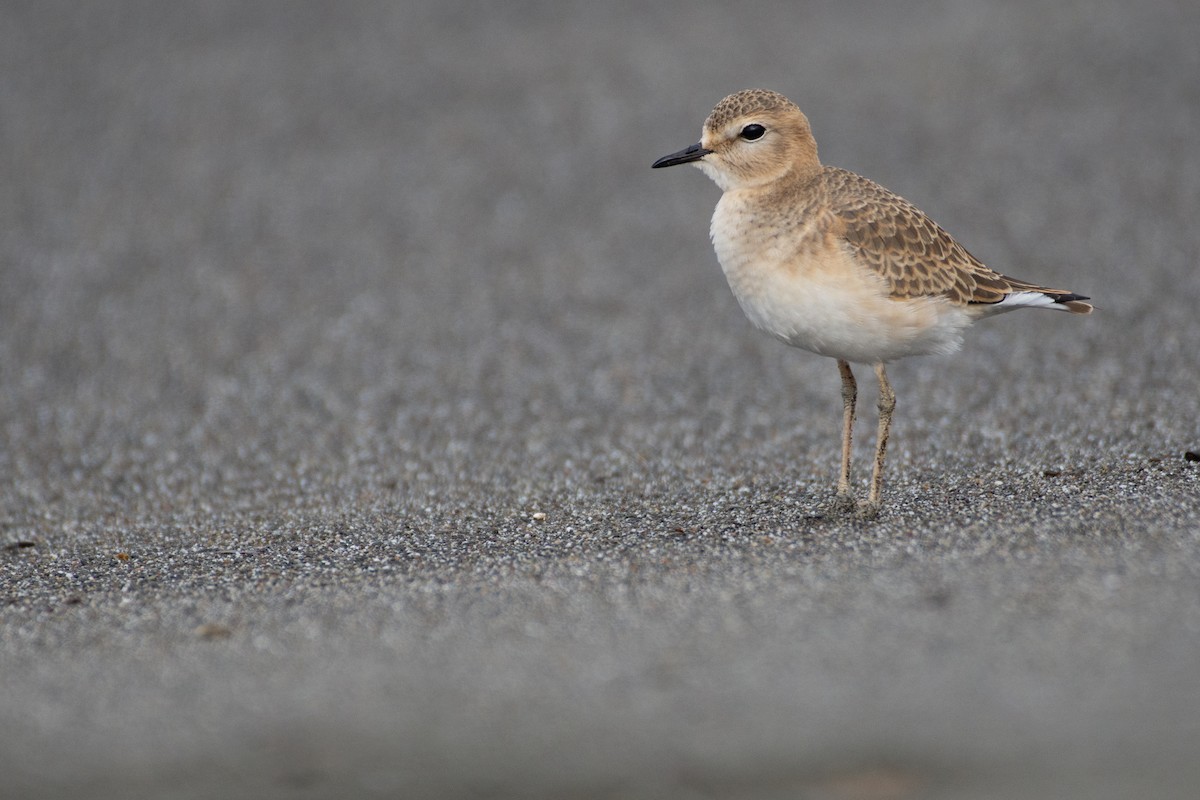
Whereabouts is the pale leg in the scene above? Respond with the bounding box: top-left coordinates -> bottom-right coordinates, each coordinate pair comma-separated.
834,359 -> 857,511
863,361 -> 896,514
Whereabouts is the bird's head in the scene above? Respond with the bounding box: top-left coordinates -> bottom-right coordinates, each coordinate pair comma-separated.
652,89 -> 820,191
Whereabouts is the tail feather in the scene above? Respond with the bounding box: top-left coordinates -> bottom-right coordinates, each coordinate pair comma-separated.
986,287 -> 1093,315
1050,292 -> 1093,314
973,268 -> 1094,315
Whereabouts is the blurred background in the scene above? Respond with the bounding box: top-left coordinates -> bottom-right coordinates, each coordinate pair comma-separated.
4,0 -> 1197,501
2,2 -> 1199,798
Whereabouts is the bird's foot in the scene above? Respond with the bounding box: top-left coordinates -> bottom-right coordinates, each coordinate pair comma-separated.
855,498 -> 881,520
830,491 -> 858,515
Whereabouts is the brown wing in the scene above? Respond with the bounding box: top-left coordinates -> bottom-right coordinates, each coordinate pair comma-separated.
821,168 -> 1033,305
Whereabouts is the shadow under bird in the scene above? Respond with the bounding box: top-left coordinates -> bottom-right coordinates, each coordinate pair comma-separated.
652,89 -> 1092,517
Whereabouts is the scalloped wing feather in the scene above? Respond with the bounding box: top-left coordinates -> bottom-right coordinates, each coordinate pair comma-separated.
824,169 -> 1090,313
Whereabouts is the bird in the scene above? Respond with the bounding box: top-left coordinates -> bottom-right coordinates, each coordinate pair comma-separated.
652,89 -> 1092,517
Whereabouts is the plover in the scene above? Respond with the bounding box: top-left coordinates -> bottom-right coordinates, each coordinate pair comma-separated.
652,89 -> 1092,516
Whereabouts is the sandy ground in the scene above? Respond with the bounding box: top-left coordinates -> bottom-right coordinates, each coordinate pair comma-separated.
2,2 -> 1199,798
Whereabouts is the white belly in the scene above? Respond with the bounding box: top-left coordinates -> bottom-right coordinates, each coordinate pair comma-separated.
710,195 -> 971,364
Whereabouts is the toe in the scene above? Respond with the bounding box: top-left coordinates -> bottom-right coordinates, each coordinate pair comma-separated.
855,499 -> 881,520
831,492 -> 858,514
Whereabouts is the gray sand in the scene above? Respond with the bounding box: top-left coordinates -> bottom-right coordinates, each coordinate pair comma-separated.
3,2 -> 1199,798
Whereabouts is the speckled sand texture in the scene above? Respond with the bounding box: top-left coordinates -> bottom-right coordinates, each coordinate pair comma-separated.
2,3 -> 1199,798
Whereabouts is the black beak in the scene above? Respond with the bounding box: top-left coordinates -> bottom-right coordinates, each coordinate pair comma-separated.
651,142 -> 712,169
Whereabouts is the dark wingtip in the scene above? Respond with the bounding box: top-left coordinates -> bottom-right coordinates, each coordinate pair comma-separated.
1055,292 -> 1094,314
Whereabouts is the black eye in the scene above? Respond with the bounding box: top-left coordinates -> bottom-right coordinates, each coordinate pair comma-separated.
740,123 -> 766,141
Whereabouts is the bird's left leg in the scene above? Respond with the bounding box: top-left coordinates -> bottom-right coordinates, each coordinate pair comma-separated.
833,359 -> 858,512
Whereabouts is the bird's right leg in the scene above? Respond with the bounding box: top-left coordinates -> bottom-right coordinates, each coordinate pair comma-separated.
857,361 -> 896,520
834,359 -> 857,512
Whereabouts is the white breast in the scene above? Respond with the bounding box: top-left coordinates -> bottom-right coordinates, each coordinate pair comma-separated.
709,192 -> 972,364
